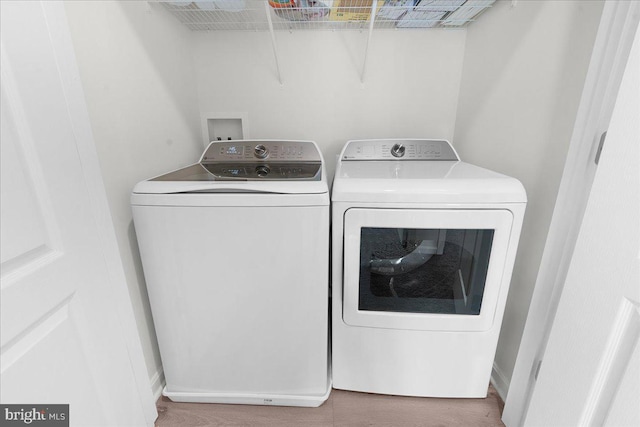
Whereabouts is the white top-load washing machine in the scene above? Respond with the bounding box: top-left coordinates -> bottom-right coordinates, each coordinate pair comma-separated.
331,139 -> 526,398
131,140 -> 330,407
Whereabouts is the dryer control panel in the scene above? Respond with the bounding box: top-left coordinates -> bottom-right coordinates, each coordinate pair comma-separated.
341,139 -> 459,161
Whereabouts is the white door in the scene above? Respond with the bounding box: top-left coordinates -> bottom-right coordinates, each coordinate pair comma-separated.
342,208 -> 514,331
1,2 -> 155,426
523,24 -> 640,427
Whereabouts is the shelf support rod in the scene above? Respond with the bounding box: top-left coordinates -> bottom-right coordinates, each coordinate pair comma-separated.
265,1 -> 283,85
360,0 -> 378,83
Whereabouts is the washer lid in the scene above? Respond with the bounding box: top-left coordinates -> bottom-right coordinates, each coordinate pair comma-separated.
132,174 -> 329,195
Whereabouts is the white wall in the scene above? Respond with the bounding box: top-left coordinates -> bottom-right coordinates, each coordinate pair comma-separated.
65,3 -> 467,397
193,29 -> 467,179
63,0 -> 604,402
453,0 -> 604,397
64,1 -> 202,391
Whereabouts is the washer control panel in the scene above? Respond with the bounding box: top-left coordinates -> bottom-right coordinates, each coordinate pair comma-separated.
253,144 -> 269,159
341,139 -> 459,161
202,140 -> 321,163
201,163 -> 321,180
198,140 -> 322,181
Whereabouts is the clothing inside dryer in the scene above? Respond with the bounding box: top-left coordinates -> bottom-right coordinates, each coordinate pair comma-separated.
358,227 -> 494,315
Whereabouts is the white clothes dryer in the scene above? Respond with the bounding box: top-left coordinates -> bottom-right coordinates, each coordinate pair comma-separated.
132,140 -> 330,407
331,139 -> 526,398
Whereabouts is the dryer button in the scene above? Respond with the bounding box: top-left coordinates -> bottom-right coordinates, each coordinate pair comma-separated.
391,143 -> 406,158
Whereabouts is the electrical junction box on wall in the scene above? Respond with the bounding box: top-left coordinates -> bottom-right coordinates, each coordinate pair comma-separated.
201,112 -> 248,147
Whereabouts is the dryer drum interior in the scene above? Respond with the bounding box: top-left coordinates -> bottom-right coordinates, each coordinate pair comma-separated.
359,227 -> 494,315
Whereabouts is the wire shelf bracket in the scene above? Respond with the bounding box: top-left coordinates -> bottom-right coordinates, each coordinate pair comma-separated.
360,0 -> 378,83
265,1 -> 284,84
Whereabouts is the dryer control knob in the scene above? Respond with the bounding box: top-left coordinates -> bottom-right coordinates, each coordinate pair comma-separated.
254,144 -> 269,159
391,143 -> 406,158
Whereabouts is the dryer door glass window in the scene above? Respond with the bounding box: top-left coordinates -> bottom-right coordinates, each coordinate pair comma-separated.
343,208 -> 513,331
359,228 -> 494,315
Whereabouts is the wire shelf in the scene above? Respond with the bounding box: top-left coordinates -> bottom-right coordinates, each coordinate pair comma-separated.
159,0 -> 495,31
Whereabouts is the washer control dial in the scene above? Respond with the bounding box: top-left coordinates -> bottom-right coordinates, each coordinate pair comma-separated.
391,143 -> 406,158
254,144 -> 269,159
255,165 -> 271,177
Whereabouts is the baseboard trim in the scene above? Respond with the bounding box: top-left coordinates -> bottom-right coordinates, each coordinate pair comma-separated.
162,383 -> 331,407
491,362 -> 509,402
150,368 -> 166,402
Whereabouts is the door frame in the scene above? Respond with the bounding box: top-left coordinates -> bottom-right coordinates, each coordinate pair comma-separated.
40,2 -> 157,425
502,1 -> 640,425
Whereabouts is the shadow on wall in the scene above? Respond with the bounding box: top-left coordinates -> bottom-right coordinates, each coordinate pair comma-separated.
118,1 -> 202,151
455,1 -> 543,159
453,0 -> 605,396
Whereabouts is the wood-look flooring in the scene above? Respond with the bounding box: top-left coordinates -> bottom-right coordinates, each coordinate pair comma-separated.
155,386 -> 505,427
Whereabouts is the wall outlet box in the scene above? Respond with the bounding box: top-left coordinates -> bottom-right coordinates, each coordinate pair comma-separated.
201,112 -> 249,147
